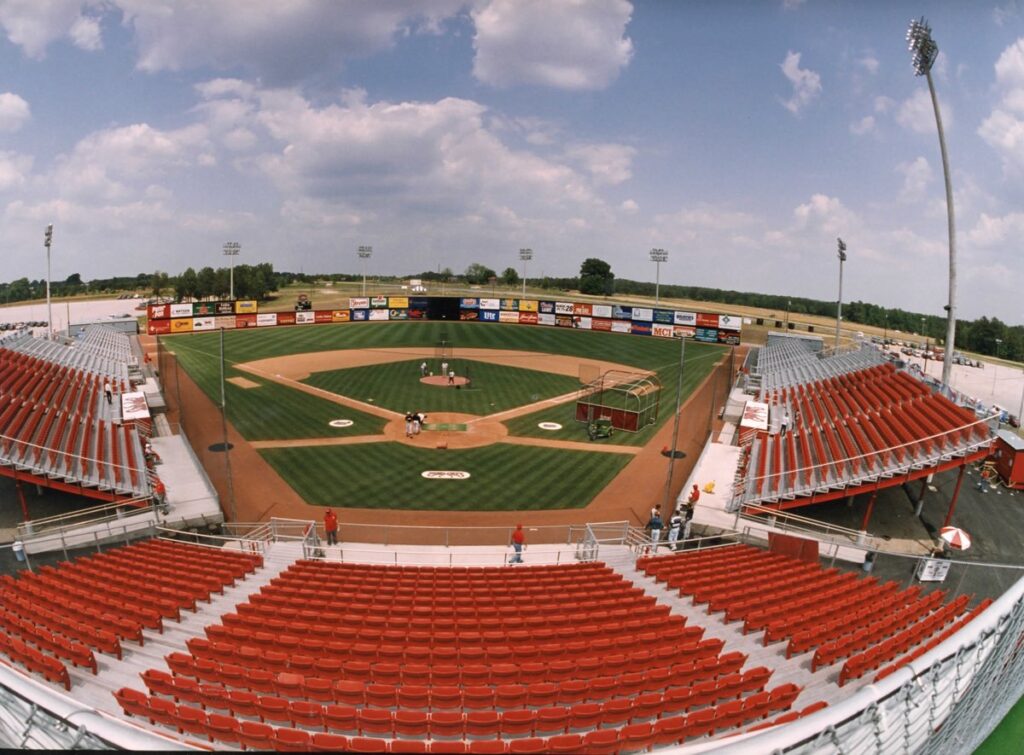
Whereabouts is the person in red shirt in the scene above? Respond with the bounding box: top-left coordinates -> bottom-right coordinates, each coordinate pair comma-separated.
687,484 -> 700,506
510,524 -> 526,564
324,509 -> 339,546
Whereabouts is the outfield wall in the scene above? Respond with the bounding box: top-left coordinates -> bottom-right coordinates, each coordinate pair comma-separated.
146,295 -> 742,346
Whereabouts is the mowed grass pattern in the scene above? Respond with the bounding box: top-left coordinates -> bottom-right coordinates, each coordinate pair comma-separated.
302,359 -> 580,415
166,334 -> 386,440
259,442 -> 631,510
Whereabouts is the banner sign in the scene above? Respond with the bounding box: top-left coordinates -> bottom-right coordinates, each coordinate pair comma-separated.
555,315 -> 574,328
500,298 -> 519,311
518,300 -> 538,312
170,318 -> 193,333
741,400 -> 769,431
235,314 -> 257,328
370,296 -> 388,308
718,331 -> 741,345
653,309 -> 674,324
331,310 -> 351,322
236,300 -> 258,314
148,304 -> 171,320
216,301 -> 236,315
277,312 -> 297,325
479,298 -> 500,310
573,316 -> 592,330
170,303 -> 193,318
349,297 -> 369,309
314,311 -> 334,323
611,320 -> 632,333
538,312 -> 556,326
519,311 -> 538,325
573,302 -> 593,316
120,391 -> 150,421
408,307 -> 427,320
498,310 -> 520,323
389,296 -> 409,309
256,313 -> 278,327
539,301 -> 556,314
192,317 -> 216,331
192,302 -> 218,316
674,325 -> 695,339
592,304 -> 613,318
148,319 -> 171,335
480,310 -> 499,322
410,297 -> 430,309
592,317 -> 613,331
718,314 -> 742,331
695,327 -> 718,342
632,322 -> 652,336
696,312 -> 719,328
631,307 -> 654,322
612,305 -> 632,320
368,308 -> 388,321
460,298 -> 479,309
215,315 -> 236,330
555,302 -> 575,315
460,310 -> 479,321
674,311 -> 697,326
389,309 -> 408,320
652,324 -> 675,338
351,309 -> 368,321
296,311 -> 316,324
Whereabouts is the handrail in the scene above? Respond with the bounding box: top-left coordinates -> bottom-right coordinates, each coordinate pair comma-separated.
16,494 -> 152,539
737,501 -> 868,541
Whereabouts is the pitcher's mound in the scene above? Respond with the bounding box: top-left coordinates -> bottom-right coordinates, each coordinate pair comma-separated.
421,375 -> 471,387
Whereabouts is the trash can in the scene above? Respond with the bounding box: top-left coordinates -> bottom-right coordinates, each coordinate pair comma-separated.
12,540 -> 25,562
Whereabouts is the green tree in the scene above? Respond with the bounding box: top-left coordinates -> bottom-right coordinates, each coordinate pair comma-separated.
464,263 -> 496,285
579,257 -> 614,295
501,267 -> 520,286
197,266 -> 217,300
151,271 -> 169,297
176,268 -> 198,301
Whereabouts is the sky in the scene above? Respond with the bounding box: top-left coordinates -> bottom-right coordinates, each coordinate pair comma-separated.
0,1 -> 1021,324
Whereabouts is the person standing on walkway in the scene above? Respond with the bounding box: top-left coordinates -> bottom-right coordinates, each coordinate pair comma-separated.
324,509 -> 338,546
510,524 -> 526,564
667,509 -> 683,551
681,501 -> 696,543
647,508 -> 664,549
104,380 -> 113,405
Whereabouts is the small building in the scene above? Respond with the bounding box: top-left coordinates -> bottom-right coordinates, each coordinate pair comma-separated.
992,429 -> 1024,490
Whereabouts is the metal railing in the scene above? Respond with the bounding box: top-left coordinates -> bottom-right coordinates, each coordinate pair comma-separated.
15,495 -> 152,540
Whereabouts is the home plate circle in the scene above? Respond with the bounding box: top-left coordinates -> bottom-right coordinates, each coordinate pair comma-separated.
538,422 -> 563,431
422,471 -> 471,480
329,419 -> 354,428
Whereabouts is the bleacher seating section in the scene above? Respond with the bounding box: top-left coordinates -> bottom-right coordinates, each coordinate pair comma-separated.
736,359 -> 991,506
0,334 -> 149,497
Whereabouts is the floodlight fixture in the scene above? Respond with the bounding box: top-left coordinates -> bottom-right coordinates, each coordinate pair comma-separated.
834,238 -> 847,349
222,241 -> 240,300
43,224 -> 54,339
650,248 -> 668,305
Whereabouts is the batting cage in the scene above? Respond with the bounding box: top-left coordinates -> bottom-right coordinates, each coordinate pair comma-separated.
575,369 -> 661,432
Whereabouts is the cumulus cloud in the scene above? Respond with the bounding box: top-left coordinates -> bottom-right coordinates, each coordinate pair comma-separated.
849,116 -> 875,136
471,0 -> 634,90
563,143 -> 635,185
0,151 -> 33,191
858,55 -> 880,75
793,194 -> 855,234
979,38 -> 1024,170
897,157 -> 932,202
0,92 -> 31,132
897,88 -> 952,134
967,211 -> 1024,246
69,14 -> 102,51
779,51 -> 821,115
0,0 -> 96,58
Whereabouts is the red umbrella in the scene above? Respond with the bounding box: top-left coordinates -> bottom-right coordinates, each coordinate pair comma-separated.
939,526 -> 971,550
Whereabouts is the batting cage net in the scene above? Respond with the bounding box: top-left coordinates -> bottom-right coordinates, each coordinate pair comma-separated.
575,370 -> 661,432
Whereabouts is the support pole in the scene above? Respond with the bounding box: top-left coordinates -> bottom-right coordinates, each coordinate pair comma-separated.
220,328 -> 237,523
661,334 -> 687,511
914,477 -> 929,517
861,489 -> 878,532
942,464 -> 967,529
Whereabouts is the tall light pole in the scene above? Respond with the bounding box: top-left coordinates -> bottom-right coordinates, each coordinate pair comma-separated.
834,238 -> 847,349
992,338 -> 1002,400
43,224 -> 53,339
650,248 -> 668,306
908,17 -> 957,389
222,242 -> 240,300
357,245 -> 373,297
519,248 -> 532,298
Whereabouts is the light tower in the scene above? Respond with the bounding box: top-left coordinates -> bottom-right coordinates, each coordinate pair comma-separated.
834,238 -> 847,349
222,242 -> 240,300
518,248 -> 532,298
649,248 -> 668,306
43,224 -> 53,339
358,245 -> 373,297
907,17 -> 957,388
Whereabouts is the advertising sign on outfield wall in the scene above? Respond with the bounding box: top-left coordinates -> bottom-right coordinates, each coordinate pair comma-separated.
389,297 -> 409,309
460,298 -> 479,309
674,311 -> 697,326
718,331 -> 741,345
499,310 -> 520,323
632,322 -> 652,336
236,300 -> 258,314
236,314 -> 257,328
592,317 -> 612,331
331,310 -> 350,322
696,313 -> 719,328
314,311 -> 333,323
480,310 -> 499,322
539,301 -> 555,314
652,324 -> 675,338
148,304 -> 171,320
296,311 -> 316,324
370,296 -> 388,308
631,307 -> 654,322
192,302 -> 218,317
170,303 -> 193,318
479,298 -> 500,310
538,312 -> 556,326
368,309 -> 388,321
592,304 -> 613,319
611,320 -> 632,333
718,314 -> 741,331
500,298 -> 518,311
574,302 -> 593,316
653,310 -> 674,324
519,311 -> 538,324
389,309 -> 408,320
277,312 -> 296,325
674,325 -> 695,339
349,297 -> 369,310
192,317 -> 216,331
170,318 -> 193,333
148,319 -> 171,335
257,313 -> 278,327
460,310 -> 479,321
519,300 -> 538,312
555,315 -> 574,328
555,302 -> 575,315
573,316 -> 592,330
695,327 -> 718,342
612,305 -> 632,320
215,316 -> 236,330
351,309 -> 368,321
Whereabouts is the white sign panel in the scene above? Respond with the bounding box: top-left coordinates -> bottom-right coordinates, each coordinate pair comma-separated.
740,400 -> 769,431
348,297 -> 369,309
538,313 -> 556,326
479,298 -> 500,310
120,391 -> 150,421
652,324 -> 675,339
368,308 -> 389,321
498,310 -> 520,323
592,304 -> 613,318
573,316 -> 592,330
192,317 -> 216,331
421,470 -> 471,480
555,302 -> 575,315
256,313 -> 278,327
296,311 -> 316,324
170,303 -> 193,318
611,320 -> 632,333
674,311 -> 697,326
631,307 -> 654,322
718,314 -> 742,331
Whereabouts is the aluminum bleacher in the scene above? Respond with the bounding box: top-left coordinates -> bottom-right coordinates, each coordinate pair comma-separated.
73,325 -> 137,366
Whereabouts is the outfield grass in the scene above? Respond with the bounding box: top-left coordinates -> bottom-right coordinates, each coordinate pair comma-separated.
166,333 -> 387,440
259,442 -> 633,510
302,359 -> 580,416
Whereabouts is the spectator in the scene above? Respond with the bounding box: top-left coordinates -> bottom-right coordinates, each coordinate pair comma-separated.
104,381 -> 113,405
687,484 -> 700,507
510,524 -> 526,564
681,502 -> 696,542
667,509 -> 683,551
324,509 -> 338,546
647,509 -> 664,549
153,477 -> 168,515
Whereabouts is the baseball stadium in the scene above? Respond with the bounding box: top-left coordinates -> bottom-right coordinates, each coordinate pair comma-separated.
0,290 -> 1021,754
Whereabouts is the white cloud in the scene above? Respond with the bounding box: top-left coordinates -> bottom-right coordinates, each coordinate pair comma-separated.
471,0 -> 634,90
897,88 -> 952,134
874,95 -> 896,114
563,143 -> 635,186
620,199 -> 638,213
0,92 -> 31,132
994,2 -> 1020,27
782,0 -> 807,9
896,157 -> 932,202
0,0 -> 95,59
68,14 -> 102,51
979,38 -> 1024,170
0,151 -> 33,191
967,211 -> 1024,246
779,51 -> 821,115
849,116 -> 875,136
858,55 -> 880,75
793,194 -> 855,234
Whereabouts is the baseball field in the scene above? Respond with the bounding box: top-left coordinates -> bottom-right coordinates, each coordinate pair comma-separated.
161,321 -> 726,511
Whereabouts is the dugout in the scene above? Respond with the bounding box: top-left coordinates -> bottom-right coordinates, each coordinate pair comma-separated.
575,369 -> 661,432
